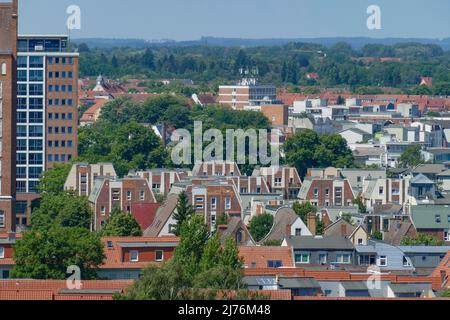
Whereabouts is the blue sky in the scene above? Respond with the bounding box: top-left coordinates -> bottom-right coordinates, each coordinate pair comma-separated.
19,0 -> 450,40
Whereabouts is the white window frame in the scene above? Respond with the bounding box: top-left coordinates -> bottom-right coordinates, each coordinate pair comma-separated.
297,254 -> 310,264
336,254 -> 351,264
444,230 -> 450,242
378,255 -> 388,267
139,191 -> 145,201
225,197 -> 231,210
0,247 -> 4,259
127,191 -> 132,201
130,250 -> 139,262
100,206 -> 106,216
211,197 -> 217,210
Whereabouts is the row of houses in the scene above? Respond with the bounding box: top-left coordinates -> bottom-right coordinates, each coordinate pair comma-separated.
1,232 -> 449,299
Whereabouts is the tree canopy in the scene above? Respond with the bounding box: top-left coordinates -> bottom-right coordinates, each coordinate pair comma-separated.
99,207 -> 143,237
399,145 -> 425,168
249,214 -> 274,242
401,233 -> 445,246
11,227 -> 105,280
118,215 -> 248,300
284,129 -> 354,177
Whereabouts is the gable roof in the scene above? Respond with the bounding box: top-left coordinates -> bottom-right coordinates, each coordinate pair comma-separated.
262,207 -> 306,243
220,217 -> 255,246
410,173 -> 434,184
323,219 -> 356,238
143,193 -> 179,237
131,203 -> 160,231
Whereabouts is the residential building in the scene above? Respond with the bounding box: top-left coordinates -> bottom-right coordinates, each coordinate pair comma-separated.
136,168 -> 189,196
0,0 -> 18,233
298,177 -> 355,208
262,207 -> 312,243
98,237 -> 179,280
410,206 -> 450,243
16,34 -> 79,227
88,177 -> 156,231
64,163 -> 117,197
192,160 -> 241,177
284,236 -> 356,266
252,166 -> 302,200
339,128 -> 372,144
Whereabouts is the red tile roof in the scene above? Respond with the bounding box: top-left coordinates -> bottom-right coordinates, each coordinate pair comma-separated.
239,246 -> 294,269
131,203 -> 160,231
100,236 -> 179,269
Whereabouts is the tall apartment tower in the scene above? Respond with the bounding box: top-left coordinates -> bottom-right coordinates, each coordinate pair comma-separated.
0,0 -> 18,233
16,35 -> 79,228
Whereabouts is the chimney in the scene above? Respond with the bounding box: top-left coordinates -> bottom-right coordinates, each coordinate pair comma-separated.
307,213 -> 317,236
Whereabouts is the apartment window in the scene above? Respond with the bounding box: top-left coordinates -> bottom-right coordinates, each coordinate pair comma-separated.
17,112 -> 26,123
29,98 -> 43,109
16,139 -> 27,151
29,167 -> 43,179
379,187 -> 384,195
336,254 -> 351,264
155,250 -> 164,262
29,153 -> 43,165
319,254 -> 327,265
68,71 -> 73,78
17,84 -> 27,95
29,84 -> 43,97
378,255 -> 388,267
139,191 -> 145,201
0,247 -> 3,259
16,181 -> 26,193
16,167 -> 26,179
127,191 -> 132,201
435,215 -> 441,223
47,155 -> 53,162
295,228 -> 302,236
101,206 -> 106,216
357,176 -> 362,183
325,189 -> 330,197
29,70 -> 43,81
130,250 -> 139,262
29,126 -> 43,137
29,56 -> 43,68
18,56 -> 27,67
444,230 -> 449,242
29,112 -> 43,123
107,241 -> 113,248
240,187 -> 248,194
274,178 -> 282,187
295,254 -> 310,264
68,127 -> 73,134
68,85 -> 73,92
112,190 -> 120,201
403,256 -> 412,267
267,260 -> 283,268
448,215 -> 450,223
18,69 -> 27,81
313,188 -> 319,198
211,197 -> 217,210
16,153 -> 27,165
17,98 -> 27,109
225,197 -> 231,210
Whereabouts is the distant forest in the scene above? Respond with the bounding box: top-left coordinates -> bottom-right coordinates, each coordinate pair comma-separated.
74,41 -> 450,95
